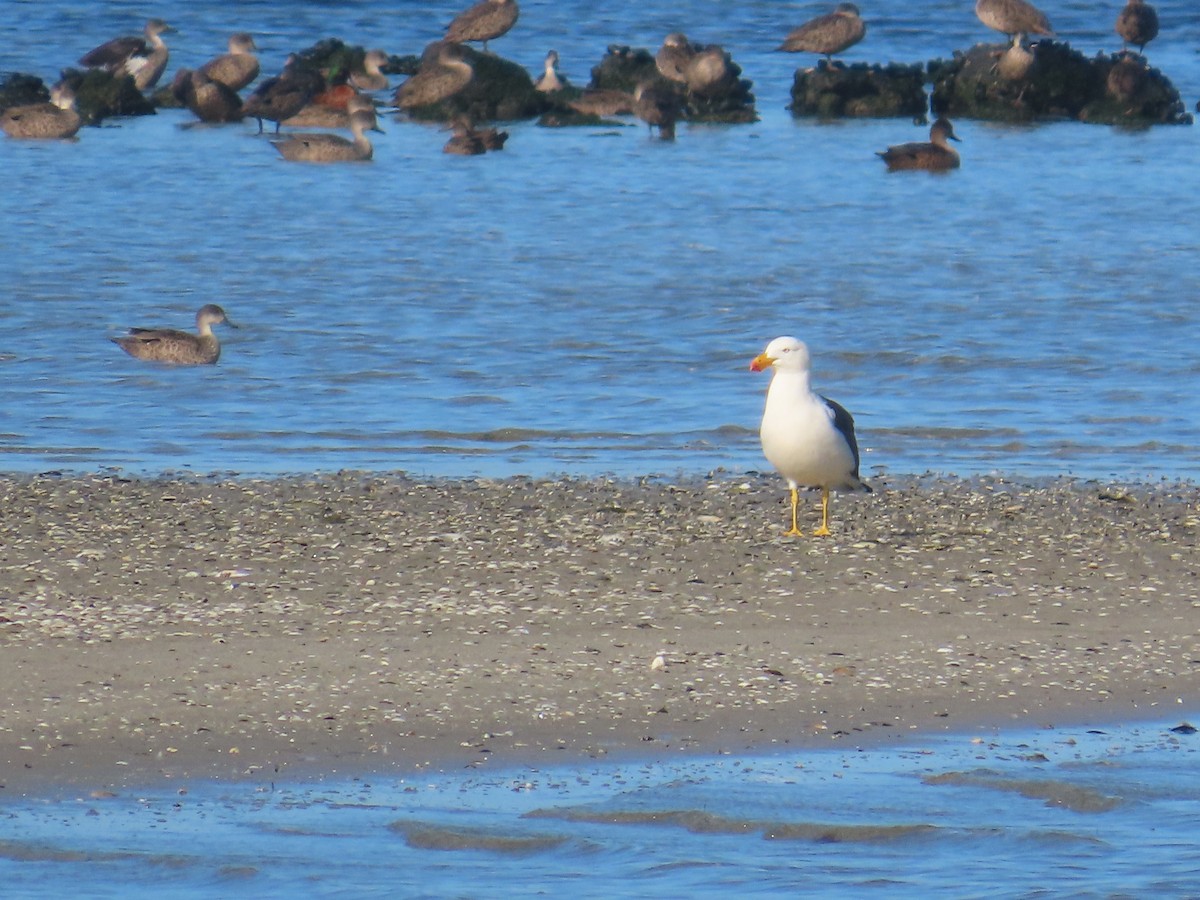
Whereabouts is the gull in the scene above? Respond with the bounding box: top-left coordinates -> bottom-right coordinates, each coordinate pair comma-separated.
750,336 -> 871,536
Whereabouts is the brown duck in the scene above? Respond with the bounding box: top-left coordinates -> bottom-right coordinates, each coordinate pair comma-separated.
877,118 -> 961,171
111,305 -> 236,365
272,108 -> 383,162
445,0 -> 519,52
198,33 -> 260,93
1,83 -> 82,139
777,3 -> 866,63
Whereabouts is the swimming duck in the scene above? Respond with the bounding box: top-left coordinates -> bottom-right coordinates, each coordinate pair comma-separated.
111,304 -> 235,365
198,33 -> 260,93
271,108 -> 382,162
242,56 -> 325,133
1115,0 -> 1158,55
975,0 -> 1053,42
445,0 -> 519,52
877,117 -> 961,171
1,83 -> 82,139
777,3 -> 866,63
79,18 -> 175,91
350,50 -> 391,91
443,118 -> 487,155
395,42 -> 474,110
751,336 -> 871,537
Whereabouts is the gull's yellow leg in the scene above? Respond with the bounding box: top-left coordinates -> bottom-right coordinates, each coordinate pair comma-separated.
784,486 -> 804,536
813,488 -> 832,537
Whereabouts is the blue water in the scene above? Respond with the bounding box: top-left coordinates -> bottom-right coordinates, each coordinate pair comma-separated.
2,0 -> 1199,481
1,720 -> 1198,897
3,2 -> 1200,894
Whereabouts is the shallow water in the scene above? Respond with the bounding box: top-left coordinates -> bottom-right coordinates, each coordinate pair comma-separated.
2,1 -> 1199,481
0,720 -> 1198,898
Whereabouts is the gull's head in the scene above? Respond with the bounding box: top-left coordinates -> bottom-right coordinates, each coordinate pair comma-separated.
750,336 -> 810,373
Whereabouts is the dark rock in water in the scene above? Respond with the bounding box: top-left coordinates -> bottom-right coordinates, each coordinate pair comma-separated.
1169,722 -> 1197,735
787,60 -> 926,118
58,67 -> 155,122
294,38 -> 410,85
930,42 -> 1190,125
590,45 -> 659,94
587,44 -> 756,125
399,44 -> 549,122
0,73 -> 49,109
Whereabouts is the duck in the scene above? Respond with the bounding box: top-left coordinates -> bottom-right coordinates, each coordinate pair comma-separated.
975,0 -> 1053,42
198,33 -> 260,93
394,42 -> 474,110
172,69 -> 243,123
443,118 -> 487,155
684,46 -> 737,97
271,108 -> 382,162
633,82 -> 681,140
445,0 -> 519,52
1115,0 -> 1158,55
777,3 -> 866,64
79,18 -> 175,91
656,33 -> 695,83
568,88 -> 635,117
350,49 -> 391,91
533,50 -> 567,93
1,83 -> 83,139
877,117 -> 961,171
242,56 -> 325,134
111,304 -> 235,365
994,35 -> 1035,81
283,92 -> 375,129
750,336 -> 871,537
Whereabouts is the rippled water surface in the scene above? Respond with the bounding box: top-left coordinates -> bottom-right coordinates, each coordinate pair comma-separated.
1,721 -> 1198,898
2,0 -> 1198,480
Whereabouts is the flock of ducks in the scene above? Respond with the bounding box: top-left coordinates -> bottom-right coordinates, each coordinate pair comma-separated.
32,1 -> 1160,532
0,0 -> 1167,169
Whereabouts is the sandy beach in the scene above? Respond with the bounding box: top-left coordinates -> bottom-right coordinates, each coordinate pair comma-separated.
0,471 -> 1197,795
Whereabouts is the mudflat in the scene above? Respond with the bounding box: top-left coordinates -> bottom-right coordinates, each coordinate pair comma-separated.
1,472 -> 1196,795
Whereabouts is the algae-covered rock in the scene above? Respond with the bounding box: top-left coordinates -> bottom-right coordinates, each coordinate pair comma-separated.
587,44 -> 756,125
58,67 -> 155,122
397,44 -> 550,122
930,42 -> 1190,125
0,73 -> 49,110
787,61 -> 926,118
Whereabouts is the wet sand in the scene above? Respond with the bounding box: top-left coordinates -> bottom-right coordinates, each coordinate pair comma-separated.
0,472 -> 1197,795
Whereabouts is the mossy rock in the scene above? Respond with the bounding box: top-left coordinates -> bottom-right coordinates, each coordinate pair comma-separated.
1079,53 -> 1191,125
588,44 -> 757,124
59,67 -> 155,122
589,45 -> 659,93
788,61 -> 927,118
0,73 -> 49,110
930,42 -> 1190,125
401,45 -> 550,122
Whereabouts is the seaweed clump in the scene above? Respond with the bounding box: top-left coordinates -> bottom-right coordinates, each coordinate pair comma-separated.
787,60 -> 926,118
58,68 -> 155,122
398,43 -> 550,122
929,42 -> 1190,125
0,73 -> 49,109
